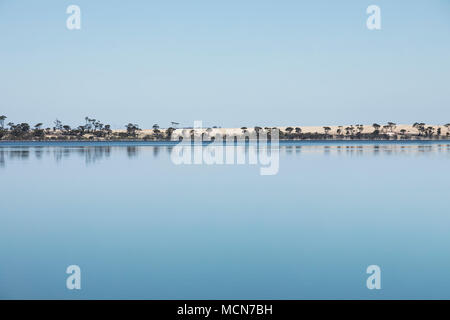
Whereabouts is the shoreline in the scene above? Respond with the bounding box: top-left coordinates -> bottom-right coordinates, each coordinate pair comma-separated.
1,124 -> 449,142
1,139 -> 450,144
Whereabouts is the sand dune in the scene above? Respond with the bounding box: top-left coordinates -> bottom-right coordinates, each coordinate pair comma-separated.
116,124 -> 449,139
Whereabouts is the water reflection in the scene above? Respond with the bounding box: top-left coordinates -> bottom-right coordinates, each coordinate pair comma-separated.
127,146 -> 139,158
0,142 -> 449,168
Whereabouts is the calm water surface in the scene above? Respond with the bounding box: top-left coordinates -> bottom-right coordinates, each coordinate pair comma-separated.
1,141 -> 449,299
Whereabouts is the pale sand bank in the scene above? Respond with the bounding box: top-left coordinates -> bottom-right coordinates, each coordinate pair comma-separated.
115,124 -> 449,139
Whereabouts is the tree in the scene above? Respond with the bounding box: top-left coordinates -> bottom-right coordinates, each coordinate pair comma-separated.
254,126 -> 262,138
0,115 -> 6,129
85,117 -> 93,132
153,124 -> 160,130
345,127 -> 353,136
323,126 -> 331,135
372,123 -> 381,132
350,126 -> 356,135
78,125 -> 86,135
445,124 -> 450,134
104,125 -> 112,134
94,121 -> 103,131
33,123 -> 45,137
21,123 -> 30,132
165,127 -> 175,140
54,119 -> 63,131
126,123 -> 141,137
387,122 -> 396,132
10,123 -> 30,137
413,123 -> 426,136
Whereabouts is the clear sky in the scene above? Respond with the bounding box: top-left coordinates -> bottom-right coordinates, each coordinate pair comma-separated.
0,0 -> 449,129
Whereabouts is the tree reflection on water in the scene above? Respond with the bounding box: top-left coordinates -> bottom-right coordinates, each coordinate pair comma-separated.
0,142 -> 449,169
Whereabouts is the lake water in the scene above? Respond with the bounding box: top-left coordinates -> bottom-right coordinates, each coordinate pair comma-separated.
1,141 -> 449,299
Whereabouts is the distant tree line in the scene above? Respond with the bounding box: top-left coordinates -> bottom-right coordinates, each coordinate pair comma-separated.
0,115 -> 176,141
238,122 -> 450,141
0,115 -> 449,141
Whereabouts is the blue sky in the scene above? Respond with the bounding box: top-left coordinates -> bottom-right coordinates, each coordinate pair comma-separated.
0,0 -> 449,129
